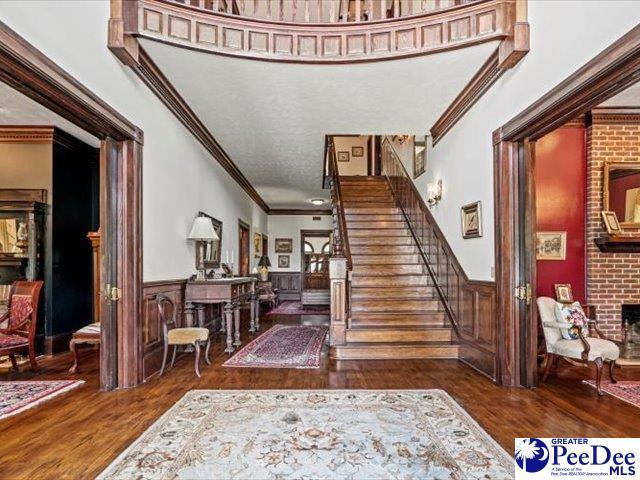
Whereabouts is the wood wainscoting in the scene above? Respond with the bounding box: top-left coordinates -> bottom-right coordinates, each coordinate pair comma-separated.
269,272 -> 301,301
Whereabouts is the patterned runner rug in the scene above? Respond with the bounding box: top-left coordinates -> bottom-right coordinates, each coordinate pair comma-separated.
98,389 -> 513,479
583,380 -> 640,408
0,380 -> 84,420
223,324 -> 327,369
266,300 -> 330,315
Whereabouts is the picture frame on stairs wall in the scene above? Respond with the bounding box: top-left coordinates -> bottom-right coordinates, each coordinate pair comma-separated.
461,201 -> 482,239
414,136 -> 426,179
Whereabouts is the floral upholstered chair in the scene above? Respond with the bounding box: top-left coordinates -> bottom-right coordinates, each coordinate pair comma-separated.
537,296 -> 619,395
0,280 -> 44,371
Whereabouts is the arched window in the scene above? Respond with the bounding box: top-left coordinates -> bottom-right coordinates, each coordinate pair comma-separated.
304,241 -> 314,253
321,242 -> 331,254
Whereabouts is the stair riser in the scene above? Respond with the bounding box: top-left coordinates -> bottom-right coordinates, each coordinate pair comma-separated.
353,265 -> 423,275
350,318 -> 446,328
351,287 -> 435,299
330,344 -> 459,360
349,229 -> 409,237
349,237 -> 413,246
348,221 -> 407,230
352,254 -> 419,265
344,208 -> 400,215
351,276 -> 429,287
352,300 -> 440,312
345,214 -> 404,222
350,245 -> 416,254
346,329 -> 452,343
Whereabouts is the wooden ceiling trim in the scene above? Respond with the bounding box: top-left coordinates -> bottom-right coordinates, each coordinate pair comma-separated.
268,209 -> 332,215
0,125 -> 54,143
590,106 -> 640,125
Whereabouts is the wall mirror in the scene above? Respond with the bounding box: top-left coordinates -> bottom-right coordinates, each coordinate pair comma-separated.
0,218 -> 22,254
198,211 -> 223,268
604,162 -> 640,228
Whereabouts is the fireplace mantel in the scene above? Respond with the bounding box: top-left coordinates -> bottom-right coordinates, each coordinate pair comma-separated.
595,235 -> 640,253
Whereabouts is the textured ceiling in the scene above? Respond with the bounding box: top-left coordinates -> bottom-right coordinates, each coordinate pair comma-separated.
142,39 -> 500,209
0,81 -> 99,146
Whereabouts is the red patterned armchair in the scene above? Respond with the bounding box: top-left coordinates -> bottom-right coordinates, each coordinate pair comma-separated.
0,281 -> 44,371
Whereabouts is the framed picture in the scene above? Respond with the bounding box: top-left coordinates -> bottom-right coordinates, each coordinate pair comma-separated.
352,146 -> 364,157
536,232 -> 567,260
198,211 -> 223,269
601,210 -> 622,235
337,151 -> 350,162
275,238 -> 293,253
253,232 -> 262,258
413,137 -> 426,179
555,284 -> 574,303
461,201 -> 482,239
278,255 -> 290,268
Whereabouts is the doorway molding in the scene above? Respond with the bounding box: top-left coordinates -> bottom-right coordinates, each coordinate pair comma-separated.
0,21 -> 143,390
493,25 -> 640,387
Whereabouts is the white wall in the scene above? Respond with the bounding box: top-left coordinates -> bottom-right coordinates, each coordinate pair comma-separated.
0,1 -> 268,280
419,1 -> 640,281
334,136 -> 369,176
267,215 -> 332,272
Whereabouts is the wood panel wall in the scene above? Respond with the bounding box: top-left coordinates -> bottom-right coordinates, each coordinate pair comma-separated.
269,272 -> 301,300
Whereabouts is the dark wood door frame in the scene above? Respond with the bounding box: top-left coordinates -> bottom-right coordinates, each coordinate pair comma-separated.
0,21 -> 143,391
238,219 -> 250,277
300,229 -> 332,292
494,25 -> 640,387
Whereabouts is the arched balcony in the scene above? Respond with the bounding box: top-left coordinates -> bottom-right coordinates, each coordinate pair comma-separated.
130,0 -> 521,63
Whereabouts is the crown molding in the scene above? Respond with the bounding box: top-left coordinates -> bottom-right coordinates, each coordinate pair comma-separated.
590,107 -> 640,125
268,209 -> 332,215
0,125 -> 54,143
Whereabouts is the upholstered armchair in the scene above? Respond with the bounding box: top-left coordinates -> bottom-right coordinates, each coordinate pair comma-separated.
537,296 -> 619,395
0,280 -> 44,371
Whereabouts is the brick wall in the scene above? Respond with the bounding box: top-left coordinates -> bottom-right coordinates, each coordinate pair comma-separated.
586,120 -> 640,340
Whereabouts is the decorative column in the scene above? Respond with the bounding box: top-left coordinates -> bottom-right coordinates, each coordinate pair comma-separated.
329,256 -> 347,346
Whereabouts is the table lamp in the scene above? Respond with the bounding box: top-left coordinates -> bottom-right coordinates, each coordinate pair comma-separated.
258,255 -> 271,281
188,216 -> 218,279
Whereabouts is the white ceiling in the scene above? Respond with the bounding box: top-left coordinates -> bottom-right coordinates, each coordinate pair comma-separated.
142,38 -> 500,209
0,80 -> 99,146
600,79 -> 640,107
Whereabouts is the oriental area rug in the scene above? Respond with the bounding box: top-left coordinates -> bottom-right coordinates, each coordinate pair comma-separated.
223,324 -> 327,369
267,300 -> 330,315
583,380 -> 640,408
98,389 -> 513,479
0,380 -> 84,420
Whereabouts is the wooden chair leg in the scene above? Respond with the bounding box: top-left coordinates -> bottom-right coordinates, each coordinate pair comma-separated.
9,354 -> 18,371
170,345 -> 177,368
28,344 -> 38,371
204,339 -> 211,366
69,339 -> 80,373
541,353 -> 554,382
194,342 -> 201,378
594,357 -> 604,395
609,360 -> 618,383
159,341 -> 169,376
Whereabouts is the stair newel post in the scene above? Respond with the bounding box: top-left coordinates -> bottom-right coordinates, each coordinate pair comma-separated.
329,256 -> 348,346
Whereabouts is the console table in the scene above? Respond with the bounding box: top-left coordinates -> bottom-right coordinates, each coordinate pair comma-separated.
184,277 -> 259,354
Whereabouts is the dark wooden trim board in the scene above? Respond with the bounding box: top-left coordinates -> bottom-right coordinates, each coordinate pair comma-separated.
590,107 -> 640,125
493,24 -> 640,388
268,209 -> 332,215
0,20 -> 143,391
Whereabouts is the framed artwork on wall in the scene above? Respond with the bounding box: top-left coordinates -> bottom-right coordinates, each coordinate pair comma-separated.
278,255 -> 290,268
275,238 -> 293,253
461,201 -> 482,238
337,151 -> 350,162
413,136 -> 426,179
554,284 -> 574,303
253,232 -> 262,258
352,146 -> 364,157
536,231 -> 567,260
601,210 -> 622,235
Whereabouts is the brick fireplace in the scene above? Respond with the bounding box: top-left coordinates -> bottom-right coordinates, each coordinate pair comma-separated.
586,112 -> 640,340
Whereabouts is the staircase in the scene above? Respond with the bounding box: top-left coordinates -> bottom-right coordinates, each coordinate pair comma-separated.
330,176 -> 459,360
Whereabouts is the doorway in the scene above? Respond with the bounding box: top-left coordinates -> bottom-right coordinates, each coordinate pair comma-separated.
238,220 -> 250,277
300,229 -> 331,306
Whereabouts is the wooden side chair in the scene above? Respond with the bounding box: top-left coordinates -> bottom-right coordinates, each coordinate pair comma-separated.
537,296 -> 619,395
257,281 -> 279,309
0,280 -> 44,371
156,294 -> 211,377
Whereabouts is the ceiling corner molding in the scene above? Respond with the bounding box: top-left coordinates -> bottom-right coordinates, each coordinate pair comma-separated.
108,1 -> 269,213
590,107 -> 640,125
0,125 -> 54,143
268,209 -> 332,216
430,1 -> 530,146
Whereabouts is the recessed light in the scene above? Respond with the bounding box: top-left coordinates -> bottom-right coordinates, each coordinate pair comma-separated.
310,199 -> 325,206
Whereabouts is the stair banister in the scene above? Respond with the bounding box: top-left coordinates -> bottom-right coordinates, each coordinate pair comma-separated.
327,136 -> 352,346
380,138 -> 461,337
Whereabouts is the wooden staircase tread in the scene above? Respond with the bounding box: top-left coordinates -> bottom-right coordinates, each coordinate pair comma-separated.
334,341 -> 459,347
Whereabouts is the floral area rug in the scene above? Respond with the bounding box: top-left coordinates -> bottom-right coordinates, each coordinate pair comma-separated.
583,380 -> 640,408
223,324 -> 327,369
0,380 -> 84,420
98,389 -> 513,480
267,300 -> 330,315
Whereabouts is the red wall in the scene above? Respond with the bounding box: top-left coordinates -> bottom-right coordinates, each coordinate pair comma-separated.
535,126 -> 587,303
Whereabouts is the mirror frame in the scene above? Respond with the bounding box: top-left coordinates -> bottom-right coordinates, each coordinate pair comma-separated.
603,161 -> 640,228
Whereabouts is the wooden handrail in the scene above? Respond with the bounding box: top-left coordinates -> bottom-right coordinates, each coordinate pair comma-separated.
327,136 -> 352,270
381,138 -> 461,337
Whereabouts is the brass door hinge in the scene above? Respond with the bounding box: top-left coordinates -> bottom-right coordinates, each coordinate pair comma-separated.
105,284 -> 122,302
515,283 -> 532,305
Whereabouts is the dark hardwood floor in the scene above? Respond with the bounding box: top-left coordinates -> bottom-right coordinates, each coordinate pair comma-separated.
2,312 -> 640,479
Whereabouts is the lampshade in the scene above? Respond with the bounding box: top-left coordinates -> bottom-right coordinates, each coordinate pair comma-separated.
187,216 -> 218,241
258,255 -> 271,267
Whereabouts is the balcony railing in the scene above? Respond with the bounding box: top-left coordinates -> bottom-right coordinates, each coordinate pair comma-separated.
132,0 -> 515,63
175,0 -> 476,24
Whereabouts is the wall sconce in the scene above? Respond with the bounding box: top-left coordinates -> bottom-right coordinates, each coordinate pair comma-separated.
427,180 -> 442,206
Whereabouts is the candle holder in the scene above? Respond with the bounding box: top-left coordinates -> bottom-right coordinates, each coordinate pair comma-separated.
228,262 -> 234,278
